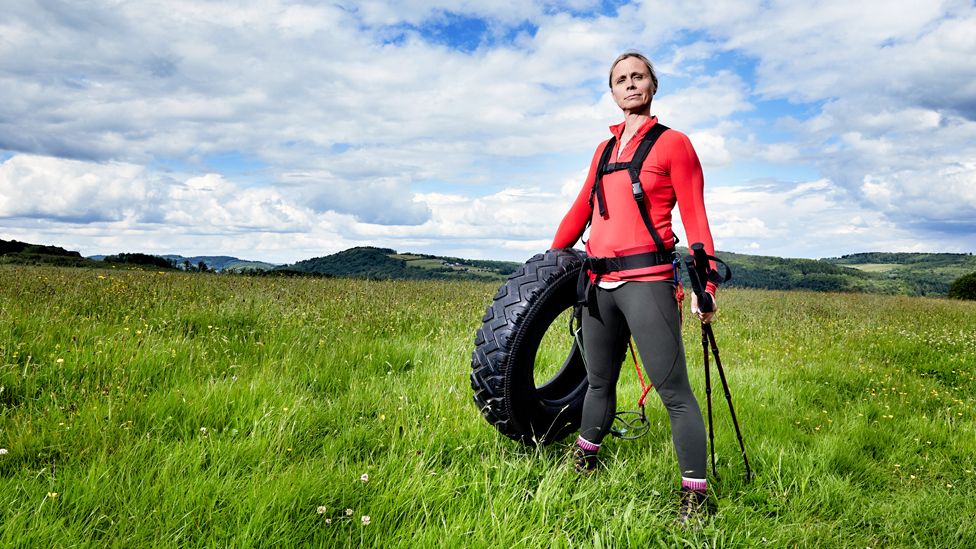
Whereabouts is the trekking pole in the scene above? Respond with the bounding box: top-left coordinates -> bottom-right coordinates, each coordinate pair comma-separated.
705,323 -> 752,483
684,243 -> 752,484
701,323 -> 718,479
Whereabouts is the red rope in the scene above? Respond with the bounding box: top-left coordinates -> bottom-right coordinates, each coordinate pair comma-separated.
627,339 -> 654,407
675,281 -> 685,325
623,267 -> 683,412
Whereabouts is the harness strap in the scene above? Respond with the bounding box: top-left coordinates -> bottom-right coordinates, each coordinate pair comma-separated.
588,124 -> 672,252
626,124 -> 670,252
576,248 -> 674,306
585,249 -> 675,275
588,137 -> 617,217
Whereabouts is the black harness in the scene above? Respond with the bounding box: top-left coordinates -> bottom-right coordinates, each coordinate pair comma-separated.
587,122 -> 673,261
576,123 -> 677,312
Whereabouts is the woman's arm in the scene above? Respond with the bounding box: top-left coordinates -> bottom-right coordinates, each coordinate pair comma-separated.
669,131 -> 718,297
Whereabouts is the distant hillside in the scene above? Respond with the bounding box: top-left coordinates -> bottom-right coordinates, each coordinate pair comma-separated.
280,246 -> 975,296
160,255 -> 278,272
0,238 -> 100,267
712,250 -> 901,294
1,239 -> 273,272
822,252 -> 976,296
713,250 -> 975,296
278,247 -> 521,281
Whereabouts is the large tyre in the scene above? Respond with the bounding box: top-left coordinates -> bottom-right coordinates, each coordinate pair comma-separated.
471,248 -> 588,445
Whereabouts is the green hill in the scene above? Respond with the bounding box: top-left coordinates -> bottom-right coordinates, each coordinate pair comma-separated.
707,250 -> 976,296
278,246 -> 976,296
160,255 -> 278,272
0,238 -> 100,268
277,247 -> 520,281
706,249 -> 879,293
823,252 -> 976,296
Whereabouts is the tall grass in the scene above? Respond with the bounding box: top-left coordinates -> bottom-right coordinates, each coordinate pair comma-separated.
1,265 -> 974,547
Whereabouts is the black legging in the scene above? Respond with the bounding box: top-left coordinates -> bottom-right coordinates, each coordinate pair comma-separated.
580,281 -> 707,479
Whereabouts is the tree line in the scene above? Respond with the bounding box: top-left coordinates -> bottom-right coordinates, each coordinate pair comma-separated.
101,253 -> 211,272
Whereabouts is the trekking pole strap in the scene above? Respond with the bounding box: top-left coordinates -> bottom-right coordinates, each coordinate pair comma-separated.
683,242 -> 732,313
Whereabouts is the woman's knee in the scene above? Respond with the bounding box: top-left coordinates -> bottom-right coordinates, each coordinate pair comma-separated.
586,370 -> 616,393
656,376 -> 696,409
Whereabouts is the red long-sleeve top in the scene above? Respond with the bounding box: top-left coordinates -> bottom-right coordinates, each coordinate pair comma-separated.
552,117 -> 717,294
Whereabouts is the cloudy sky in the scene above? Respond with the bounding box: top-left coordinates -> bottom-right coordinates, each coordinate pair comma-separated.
2,0 -> 974,264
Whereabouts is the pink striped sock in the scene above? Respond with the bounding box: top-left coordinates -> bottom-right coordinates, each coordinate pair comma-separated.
681,477 -> 707,492
575,436 -> 600,453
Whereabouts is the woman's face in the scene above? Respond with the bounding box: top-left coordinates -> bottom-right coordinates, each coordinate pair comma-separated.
610,57 -> 654,113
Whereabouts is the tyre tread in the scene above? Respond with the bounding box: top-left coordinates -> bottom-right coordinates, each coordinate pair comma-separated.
470,248 -> 585,444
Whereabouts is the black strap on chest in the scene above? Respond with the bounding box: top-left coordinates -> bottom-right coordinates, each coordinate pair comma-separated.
587,123 -> 671,253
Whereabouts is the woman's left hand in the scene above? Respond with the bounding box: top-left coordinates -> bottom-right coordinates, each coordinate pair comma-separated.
691,291 -> 717,324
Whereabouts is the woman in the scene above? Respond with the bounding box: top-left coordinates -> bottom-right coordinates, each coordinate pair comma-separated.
551,52 -> 718,524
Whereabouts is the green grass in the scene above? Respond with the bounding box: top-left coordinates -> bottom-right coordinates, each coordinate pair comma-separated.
1,266 -> 975,547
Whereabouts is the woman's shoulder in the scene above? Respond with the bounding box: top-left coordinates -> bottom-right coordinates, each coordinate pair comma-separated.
660,125 -> 692,144
658,126 -> 698,157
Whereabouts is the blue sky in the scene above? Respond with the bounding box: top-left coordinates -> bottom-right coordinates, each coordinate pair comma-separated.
1,0 -> 974,263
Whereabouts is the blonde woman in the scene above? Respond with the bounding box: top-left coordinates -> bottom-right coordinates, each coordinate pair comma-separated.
551,52 -> 719,524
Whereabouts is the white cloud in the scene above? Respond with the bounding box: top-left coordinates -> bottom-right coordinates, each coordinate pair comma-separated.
677,0 -> 976,246
1,0 -> 974,262
754,143 -> 800,164
687,131 -> 732,167
0,153 -> 313,237
166,174 -> 314,230
0,155 -> 159,222
702,178 -> 968,257
655,71 -> 753,128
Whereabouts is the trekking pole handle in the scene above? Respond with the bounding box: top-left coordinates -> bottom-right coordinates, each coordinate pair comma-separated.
684,243 -> 714,313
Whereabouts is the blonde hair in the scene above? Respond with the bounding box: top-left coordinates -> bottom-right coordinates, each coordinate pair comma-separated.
608,51 -> 658,95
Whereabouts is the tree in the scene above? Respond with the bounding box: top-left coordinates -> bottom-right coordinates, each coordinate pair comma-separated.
197,261 -> 209,273
103,253 -> 172,269
947,272 -> 976,300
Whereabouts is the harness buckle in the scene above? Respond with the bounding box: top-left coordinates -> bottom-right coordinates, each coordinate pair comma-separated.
631,180 -> 644,202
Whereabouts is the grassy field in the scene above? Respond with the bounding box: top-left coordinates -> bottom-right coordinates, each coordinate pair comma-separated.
1,265 -> 975,547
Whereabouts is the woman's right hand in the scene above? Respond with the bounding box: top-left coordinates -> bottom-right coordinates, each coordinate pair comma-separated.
691,291 -> 716,324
